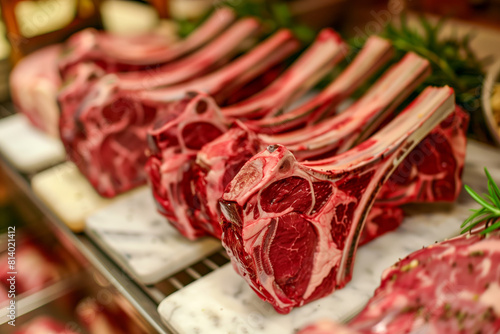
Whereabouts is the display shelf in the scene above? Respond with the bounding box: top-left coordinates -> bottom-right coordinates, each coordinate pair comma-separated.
0,144 -> 173,333
2,106 -> 500,334
0,275 -> 80,324
85,187 -> 221,285
0,108 -> 233,334
0,103 -> 238,333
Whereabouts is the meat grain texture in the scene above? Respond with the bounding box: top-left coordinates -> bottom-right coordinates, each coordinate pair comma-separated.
299,231 -> 500,334
220,87 -> 456,313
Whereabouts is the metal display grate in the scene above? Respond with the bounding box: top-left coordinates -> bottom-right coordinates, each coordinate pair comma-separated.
0,102 -> 234,334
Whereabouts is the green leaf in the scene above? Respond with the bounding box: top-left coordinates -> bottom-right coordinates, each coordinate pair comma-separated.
461,207 -> 487,228
482,220 -> 500,234
461,212 -> 495,234
486,168 -> 500,199
271,3 -> 292,26
465,185 -> 499,214
462,168 -> 500,234
292,25 -> 316,44
354,14 -> 485,119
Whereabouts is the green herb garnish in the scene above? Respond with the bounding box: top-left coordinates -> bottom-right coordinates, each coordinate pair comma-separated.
349,15 -> 485,107
176,1 -> 316,45
461,168 -> 500,234
348,15 -> 489,142
383,15 -> 484,111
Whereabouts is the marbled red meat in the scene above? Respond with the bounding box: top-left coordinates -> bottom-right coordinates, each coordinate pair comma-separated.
9,44 -> 62,137
299,230 -> 500,334
60,29 -> 299,197
358,205 -> 404,246
377,105 -> 469,205
59,8 -> 236,74
146,29 -> 347,239
195,52 -> 429,238
220,87 -> 456,313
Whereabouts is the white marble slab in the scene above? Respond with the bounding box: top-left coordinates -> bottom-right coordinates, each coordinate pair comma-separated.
31,162 -> 116,232
0,114 -> 65,173
85,188 -> 221,284
157,141 -> 500,334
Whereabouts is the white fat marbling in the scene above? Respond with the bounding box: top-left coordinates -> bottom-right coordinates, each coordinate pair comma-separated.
86,188 -> 221,284
0,114 -> 65,173
32,162 -> 116,232
158,141 -> 500,334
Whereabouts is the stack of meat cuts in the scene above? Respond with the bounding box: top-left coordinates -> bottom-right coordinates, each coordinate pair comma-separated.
8,6 -> 472,316
146,28 -> 348,238
59,21 -> 305,197
219,86 -> 458,313
141,22 -> 467,310
10,8 -> 239,137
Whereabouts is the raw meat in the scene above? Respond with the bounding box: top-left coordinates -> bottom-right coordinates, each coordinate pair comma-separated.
113,17 -> 261,90
57,61 -> 107,127
279,53 -> 431,160
358,205 -> 404,246
220,86 -> 456,313
10,8 -> 237,137
59,7 -> 236,74
245,36 -> 394,134
195,52 -> 429,238
146,29 -> 347,239
0,241 -> 63,295
377,106 -> 469,206
58,17 -> 262,137
299,231 -> 500,334
10,44 -> 62,137
61,29 -> 299,197
14,317 -> 80,334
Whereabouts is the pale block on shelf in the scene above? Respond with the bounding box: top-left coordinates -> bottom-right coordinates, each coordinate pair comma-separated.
86,188 -> 221,284
32,162 -> 114,232
157,141 -> 500,334
0,114 -> 65,173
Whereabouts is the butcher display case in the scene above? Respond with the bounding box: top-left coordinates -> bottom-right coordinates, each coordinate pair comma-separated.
1,1 -> 500,334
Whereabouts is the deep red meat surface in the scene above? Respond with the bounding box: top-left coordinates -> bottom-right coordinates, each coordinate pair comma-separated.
377,106 -> 469,205
299,232 -> 500,334
220,87 -> 455,313
146,29 -> 345,238
61,28 -> 298,198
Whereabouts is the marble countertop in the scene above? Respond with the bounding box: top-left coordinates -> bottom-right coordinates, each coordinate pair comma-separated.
86,188 -> 221,284
0,114 -> 65,173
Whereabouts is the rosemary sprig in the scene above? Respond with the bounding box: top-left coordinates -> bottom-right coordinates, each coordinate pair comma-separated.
461,168 -> 500,234
349,15 -> 485,109
347,15 -> 489,141
176,1 -> 316,44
